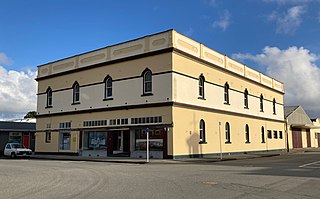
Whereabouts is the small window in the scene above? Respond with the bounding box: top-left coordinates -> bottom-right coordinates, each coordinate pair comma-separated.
225,122 -> 231,143
224,82 -> 230,104
104,76 -> 113,99
267,130 -> 272,139
199,119 -> 206,144
45,131 -> 51,143
260,94 -> 264,112
273,98 -> 276,114
46,87 -> 53,108
199,75 -> 205,99
72,82 -> 80,104
245,124 -> 250,143
261,126 -> 265,143
143,69 -> 152,94
244,89 -> 249,108
273,130 -> 278,139
279,131 -> 283,139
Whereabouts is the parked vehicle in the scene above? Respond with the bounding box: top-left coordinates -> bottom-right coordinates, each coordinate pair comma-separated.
3,143 -> 32,158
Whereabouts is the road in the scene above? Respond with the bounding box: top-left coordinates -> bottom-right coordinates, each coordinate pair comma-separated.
0,153 -> 319,199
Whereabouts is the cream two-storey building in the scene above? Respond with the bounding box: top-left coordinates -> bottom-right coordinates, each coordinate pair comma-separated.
36,30 -> 285,159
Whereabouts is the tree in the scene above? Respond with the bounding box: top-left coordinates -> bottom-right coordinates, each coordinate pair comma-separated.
24,111 -> 37,118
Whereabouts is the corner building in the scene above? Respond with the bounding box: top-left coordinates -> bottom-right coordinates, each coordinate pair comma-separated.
36,30 -> 285,159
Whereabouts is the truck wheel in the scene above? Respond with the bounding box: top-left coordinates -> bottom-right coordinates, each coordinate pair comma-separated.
10,152 -> 16,158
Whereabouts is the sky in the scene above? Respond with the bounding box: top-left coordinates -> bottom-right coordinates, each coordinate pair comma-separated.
0,0 -> 320,120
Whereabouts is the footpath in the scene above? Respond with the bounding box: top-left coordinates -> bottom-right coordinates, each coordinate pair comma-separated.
29,148 -> 320,164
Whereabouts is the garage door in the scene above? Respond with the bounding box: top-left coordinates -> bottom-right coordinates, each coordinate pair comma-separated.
292,128 -> 302,148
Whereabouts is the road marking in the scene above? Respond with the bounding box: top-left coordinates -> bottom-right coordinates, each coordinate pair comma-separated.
299,160 -> 320,168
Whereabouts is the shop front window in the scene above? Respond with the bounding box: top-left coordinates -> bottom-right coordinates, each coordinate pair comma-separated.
59,131 -> 71,150
135,129 -> 163,151
9,132 -> 22,144
83,131 -> 107,150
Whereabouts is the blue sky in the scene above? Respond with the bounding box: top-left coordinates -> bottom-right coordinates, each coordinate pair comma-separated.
0,0 -> 320,119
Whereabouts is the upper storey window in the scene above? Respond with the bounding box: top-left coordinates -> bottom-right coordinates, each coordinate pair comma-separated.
224,82 -> 230,104
72,82 -> 80,104
199,75 -> 205,99
46,87 -> 52,108
273,98 -> 276,114
104,76 -> 113,99
244,89 -> 249,109
260,94 -> 264,112
142,69 -> 152,95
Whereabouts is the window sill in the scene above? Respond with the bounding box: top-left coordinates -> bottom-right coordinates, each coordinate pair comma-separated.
260,110 -> 264,113
198,97 -> 206,100
244,107 -> 249,109
141,93 -> 153,97
199,141 -> 207,144
261,141 -> 266,143
245,141 -> 251,144
225,141 -> 232,144
224,102 -> 230,105
45,106 -> 53,109
71,102 -> 80,105
273,113 -> 277,115
103,98 -> 114,101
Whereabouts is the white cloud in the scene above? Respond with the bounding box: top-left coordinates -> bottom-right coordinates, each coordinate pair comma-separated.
183,27 -> 194,37
268,6 -> 306,34
207,0 -> 217,7
233,46 -> 320,117
0,66 -> 37,120
0,53 -> 13,65
263,0 -> 312,4
212,10 -> 231,31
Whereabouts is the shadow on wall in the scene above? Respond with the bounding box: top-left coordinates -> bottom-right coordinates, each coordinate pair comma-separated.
187,131 -> 203,158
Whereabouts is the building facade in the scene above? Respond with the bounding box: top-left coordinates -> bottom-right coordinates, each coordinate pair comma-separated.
0,121 -> 36,155
35,30 -> 285,159
285,106 -> 319,149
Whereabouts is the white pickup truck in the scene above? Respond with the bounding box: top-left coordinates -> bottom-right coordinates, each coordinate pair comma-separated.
4,143 -> 32,158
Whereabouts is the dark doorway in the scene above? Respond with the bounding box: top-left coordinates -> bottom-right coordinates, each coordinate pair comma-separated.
317,133 -> 320,148
292,128 -> 302,148
306,129 -> 311,148
123,130 -> 130,153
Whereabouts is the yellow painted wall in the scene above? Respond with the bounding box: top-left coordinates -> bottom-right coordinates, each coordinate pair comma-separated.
172,106 -> 285,157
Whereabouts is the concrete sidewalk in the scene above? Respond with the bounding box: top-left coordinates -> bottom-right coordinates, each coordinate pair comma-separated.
28,151 -> 284,164
28,148 -> 320,164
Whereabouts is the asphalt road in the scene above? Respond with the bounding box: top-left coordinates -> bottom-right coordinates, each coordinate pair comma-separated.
0,153 -> 319,199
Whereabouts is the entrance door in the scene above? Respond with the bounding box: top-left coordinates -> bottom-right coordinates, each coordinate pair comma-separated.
123,130 -> 130,153
317,133 -> 320,148
306,129 -> 311,148
292,128 -> 302,148
23,135 -> 29,148
107,132 -> 113,155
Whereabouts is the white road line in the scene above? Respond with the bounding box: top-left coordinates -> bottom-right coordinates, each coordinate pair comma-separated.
299,160 -> 320,168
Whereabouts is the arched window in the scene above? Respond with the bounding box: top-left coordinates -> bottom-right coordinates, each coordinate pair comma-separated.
104,76 -> 112,99
245,124 -> 250,143
143,69 -> 152,94
244,89 -> 249,108
273,98 -> 276,114
72,82 -> 80,104
46,87 -> 52,107
224,82 -> 230,104
260,94 -> 264,112
261,126 -> 265,143
199,119 -> 206,143
225,122 -> 231,143
199,75 -> 205,99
